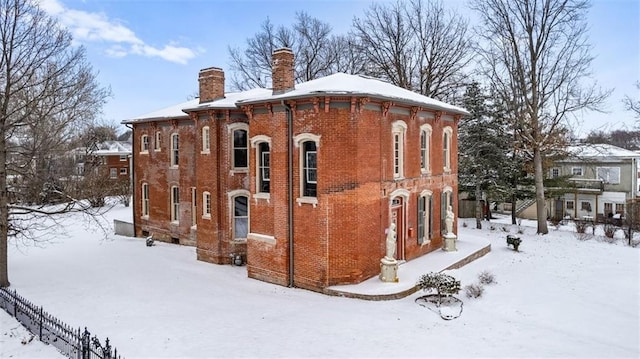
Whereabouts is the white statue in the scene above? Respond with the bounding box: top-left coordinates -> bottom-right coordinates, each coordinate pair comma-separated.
445,205 -> 454,235
385,223 -> 397,260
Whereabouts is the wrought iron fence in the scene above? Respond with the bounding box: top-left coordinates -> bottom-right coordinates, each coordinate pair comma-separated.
0,287 -> 123,359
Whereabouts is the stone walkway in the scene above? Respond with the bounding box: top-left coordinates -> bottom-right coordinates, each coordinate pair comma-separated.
324,237 -> 491,300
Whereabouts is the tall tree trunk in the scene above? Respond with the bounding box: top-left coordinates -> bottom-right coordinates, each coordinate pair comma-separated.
0,129 -> 9,287
475,183 -> 482,229
533,147 -> 549,234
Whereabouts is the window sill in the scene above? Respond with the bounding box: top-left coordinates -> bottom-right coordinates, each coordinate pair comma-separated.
247,233 -> 276,245
230,168 -> 249,175
139,151 -> 149,155
393,176 -> 405,181
154,149 -> 161,152
141,215 -> 149,220
231,238 -> 247,244
169,165 -> 179,169
253,193 -> 270,203
296,196 -> 318,208
201,150 -> 210,155
421,169 -> 431,176
421,239 -> 431,246
202,214 -> 211,220
170,221 -> 179,226
191,225 -> 197,230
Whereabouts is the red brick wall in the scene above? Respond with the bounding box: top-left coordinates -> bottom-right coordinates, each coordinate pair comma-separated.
130,97 -> 460,292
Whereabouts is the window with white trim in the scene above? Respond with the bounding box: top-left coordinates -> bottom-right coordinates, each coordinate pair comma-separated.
233,195 -> 249,239
119,155 -> 127,161
420,124 -> 432,174
232,129 -> 248,169
202,126 -> 210,153
171,133 -> 179,167
549,167 -> 561,178
417,192 -> 433,244
392,121 -> 407,179
202,192 -> 211,218
141,183 -> 149,217
171,186 -> 180,222
443,126 -> 452,172
141,135 -> 149,153
572,167 -> 583,176
566,200 -> 574,210
258,142 -> 270,193
154,131 -> 162,151
302,141 -> 317,197
596,167 -> 620,184
109,168 -> 117,179
119,168 -> 127,175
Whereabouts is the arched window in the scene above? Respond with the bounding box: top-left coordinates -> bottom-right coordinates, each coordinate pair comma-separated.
141,135 -> 149,153
154,131 -> 162,151
141,183 -> 149,218
443,126 -> 453,172
170,185 -> 180,222
294,134 -> 320,205
202,126 -> 210,153
420,124 -> 432,174
229,123 -> 249,170
392,121 -> 407,179
171,133 -> 179,167
233,195 -> 248,239
417,190 -> 433,244
202,191 -> 211,218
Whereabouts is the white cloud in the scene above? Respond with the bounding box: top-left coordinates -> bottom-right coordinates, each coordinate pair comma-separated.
39,0 -> 198,64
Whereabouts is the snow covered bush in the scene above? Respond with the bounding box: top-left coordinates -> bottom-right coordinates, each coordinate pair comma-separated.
574,232 -> 592,241
417,272 -> 461,305
464,283 -> 484,298
575,220 -> 590,234
478,270 -> 495,285
603,223 -> 616,239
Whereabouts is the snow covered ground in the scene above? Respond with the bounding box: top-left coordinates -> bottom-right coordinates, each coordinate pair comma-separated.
1,204 -> 639,358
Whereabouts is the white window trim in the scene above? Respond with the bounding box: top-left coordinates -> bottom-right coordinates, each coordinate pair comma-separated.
443,126 -> 453,173
418,189 -> 433,246
420,124 -> 432,175
202,191 -> 211,219
170,185 -> 180,224
141,183 -> 149,219
227,189 -> 250,241
154,131 -> 162,152
201,126 -> 210,154
596,166 -> 621,184
391,121 -> 407,179
251,135 -> 272,199
294,134 -> 321,206
571,166 -> 583,176
229,123 -> 249,171
140,135 -> 149,154
109,168 -> 117,179
170,133 -> 179,168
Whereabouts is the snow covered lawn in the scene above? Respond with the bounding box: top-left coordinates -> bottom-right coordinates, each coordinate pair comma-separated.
2,205 -> 639,358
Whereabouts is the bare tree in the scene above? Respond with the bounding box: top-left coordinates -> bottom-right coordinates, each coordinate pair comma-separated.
228,12 -> 339,90
352,0 -> 473,101
623,81 -> 640,120
0,0 -> 109,287
471,0 -> 610,234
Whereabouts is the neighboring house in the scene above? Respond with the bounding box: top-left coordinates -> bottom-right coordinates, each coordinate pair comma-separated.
71,141 -> 132,180
519,143 -> 640,221
123,48 -> 469,293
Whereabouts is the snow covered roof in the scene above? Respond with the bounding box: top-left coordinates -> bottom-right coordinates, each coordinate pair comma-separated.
94,141 -> 132,156
237,73 -> 470,116
128,99 -> 198,122
125,72 -> 468,123
566,143 -> 640,160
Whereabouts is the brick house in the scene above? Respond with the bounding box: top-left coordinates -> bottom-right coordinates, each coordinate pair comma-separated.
123,48 -> 468,293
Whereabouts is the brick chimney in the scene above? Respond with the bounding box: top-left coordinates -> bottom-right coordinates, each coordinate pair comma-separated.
198,67 -> 224,103
271,48 -> 294,94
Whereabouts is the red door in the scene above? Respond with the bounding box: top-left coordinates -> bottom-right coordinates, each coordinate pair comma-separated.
391,197 -> 405,260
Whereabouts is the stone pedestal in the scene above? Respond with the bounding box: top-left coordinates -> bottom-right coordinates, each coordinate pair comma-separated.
379,257 -> 399,282
443,233 -> 457,252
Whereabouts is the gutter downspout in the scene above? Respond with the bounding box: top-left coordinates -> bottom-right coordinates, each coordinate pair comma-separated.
125,123 -> 136,237
283,101 -> 294,288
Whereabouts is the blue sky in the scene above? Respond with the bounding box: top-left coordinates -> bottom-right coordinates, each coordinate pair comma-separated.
40,0 -> 639,137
